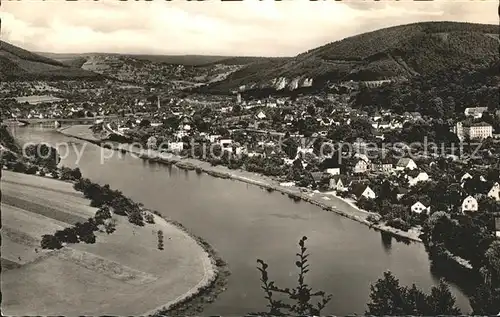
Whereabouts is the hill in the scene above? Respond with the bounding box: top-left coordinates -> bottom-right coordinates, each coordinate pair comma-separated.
205,21 -> 499,92
0,41 -> 102,81
37,52 -> 286,67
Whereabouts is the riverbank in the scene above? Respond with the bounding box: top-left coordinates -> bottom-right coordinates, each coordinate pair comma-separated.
1,168 -> 224,316
59,125 -> 422,243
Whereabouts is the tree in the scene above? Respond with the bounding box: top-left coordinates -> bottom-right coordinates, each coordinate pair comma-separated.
427,280 -> 461,315
104,218 -> 117,234
366,271 -> 461,316
128,211 -> 145,226
145,213 -> 155,224
41,234 -> 63,250
366,271 -> 408,316
232,103 -> 241,115
253,236 -> 332,316
282,138 -> 298,160
139,119 -> 151,127
470,283 -> 500,315
157,230 -> 164,250
54,227 -> 79,244
25,144 -> 60,169
95,206 -> 112,224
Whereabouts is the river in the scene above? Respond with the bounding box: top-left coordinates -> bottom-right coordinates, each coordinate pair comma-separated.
10,126 -> 471,315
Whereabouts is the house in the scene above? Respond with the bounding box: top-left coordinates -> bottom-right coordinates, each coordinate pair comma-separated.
464,107 -> 488,119
256,111 -> 267,120
353,153 -> 370,162
219,139 -> 233,151
488,182 -> 500,201
460,172 -> 473,182
352,184 -> 376,200
329,175 -> 346,192
408,172 -> 430,187
372,163 -> 393,174
168,142 -> 184,152
396,158 -> 417,171
411,201 -> 430,214
456,121 -> 493,140
396,187 -> 409,200
353,159 -> 369,174
461,196 -> 479,213
209,134 -> 221,143
311,172 -> 326,186
325,168 -> 340,176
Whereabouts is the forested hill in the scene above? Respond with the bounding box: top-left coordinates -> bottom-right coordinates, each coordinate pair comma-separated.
352,59 -> 500,118
0,41 -> 102,81
205,21 -> 499,92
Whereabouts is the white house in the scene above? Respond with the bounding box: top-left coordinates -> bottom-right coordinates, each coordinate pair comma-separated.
464,107 -> 488,119
353,159 -> 369,174
354,153 -> 370,162
256,111 -> 267,120
209,134 -> 221,143
461,196 -> 479,213
296,147 -> 314,160
460,172 -> 473,182
329,175 -> 346,192
408,172 -> 430,187
353,184 -> 376,200
488,182 -> 500,201
325,168 -> 340,176
411,202 -> 430,214
372,163 -> 393,174
219,139 -> 233,151
396,158 -> 418,171
168,142 -> 184,152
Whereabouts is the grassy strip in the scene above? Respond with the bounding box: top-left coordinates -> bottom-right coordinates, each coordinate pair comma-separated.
1,195 -> 88,225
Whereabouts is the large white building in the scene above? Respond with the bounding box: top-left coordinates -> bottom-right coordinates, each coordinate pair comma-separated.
455,122 -> 493,141
464,107 -> 488,119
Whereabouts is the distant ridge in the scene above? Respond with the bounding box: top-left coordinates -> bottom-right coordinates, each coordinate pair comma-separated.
0,41 -> 103,81
204,21 -> 500,92
37,51 -> 289,67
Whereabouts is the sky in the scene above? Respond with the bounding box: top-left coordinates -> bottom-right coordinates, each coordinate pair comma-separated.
1,0 -> 498,57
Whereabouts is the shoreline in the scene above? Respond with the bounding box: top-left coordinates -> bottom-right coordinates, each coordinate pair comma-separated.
58,125 -> 422,243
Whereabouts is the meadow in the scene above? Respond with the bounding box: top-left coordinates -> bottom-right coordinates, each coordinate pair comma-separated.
1,170 -> 213,316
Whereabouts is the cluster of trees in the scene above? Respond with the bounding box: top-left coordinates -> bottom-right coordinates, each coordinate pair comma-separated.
384,120 -> 460,145
59,166 -> 82,181
254,236 -> 464,316
73,178 -> 145,226
421,211 -> 500,314
41,206 -> 116,250
353,63 -> 499,119
24,143 -> 60,170
366,271 -> 461,316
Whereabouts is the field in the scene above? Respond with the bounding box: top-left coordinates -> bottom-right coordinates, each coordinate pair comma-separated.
1,170 -> 214,316
14,95 -> 63,105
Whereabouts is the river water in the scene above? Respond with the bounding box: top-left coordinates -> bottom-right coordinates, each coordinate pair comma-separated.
10,127 -> 471,315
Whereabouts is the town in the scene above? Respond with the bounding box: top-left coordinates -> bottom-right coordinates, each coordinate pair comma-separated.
1,10 -> 499,316
2,76 -> 500,241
